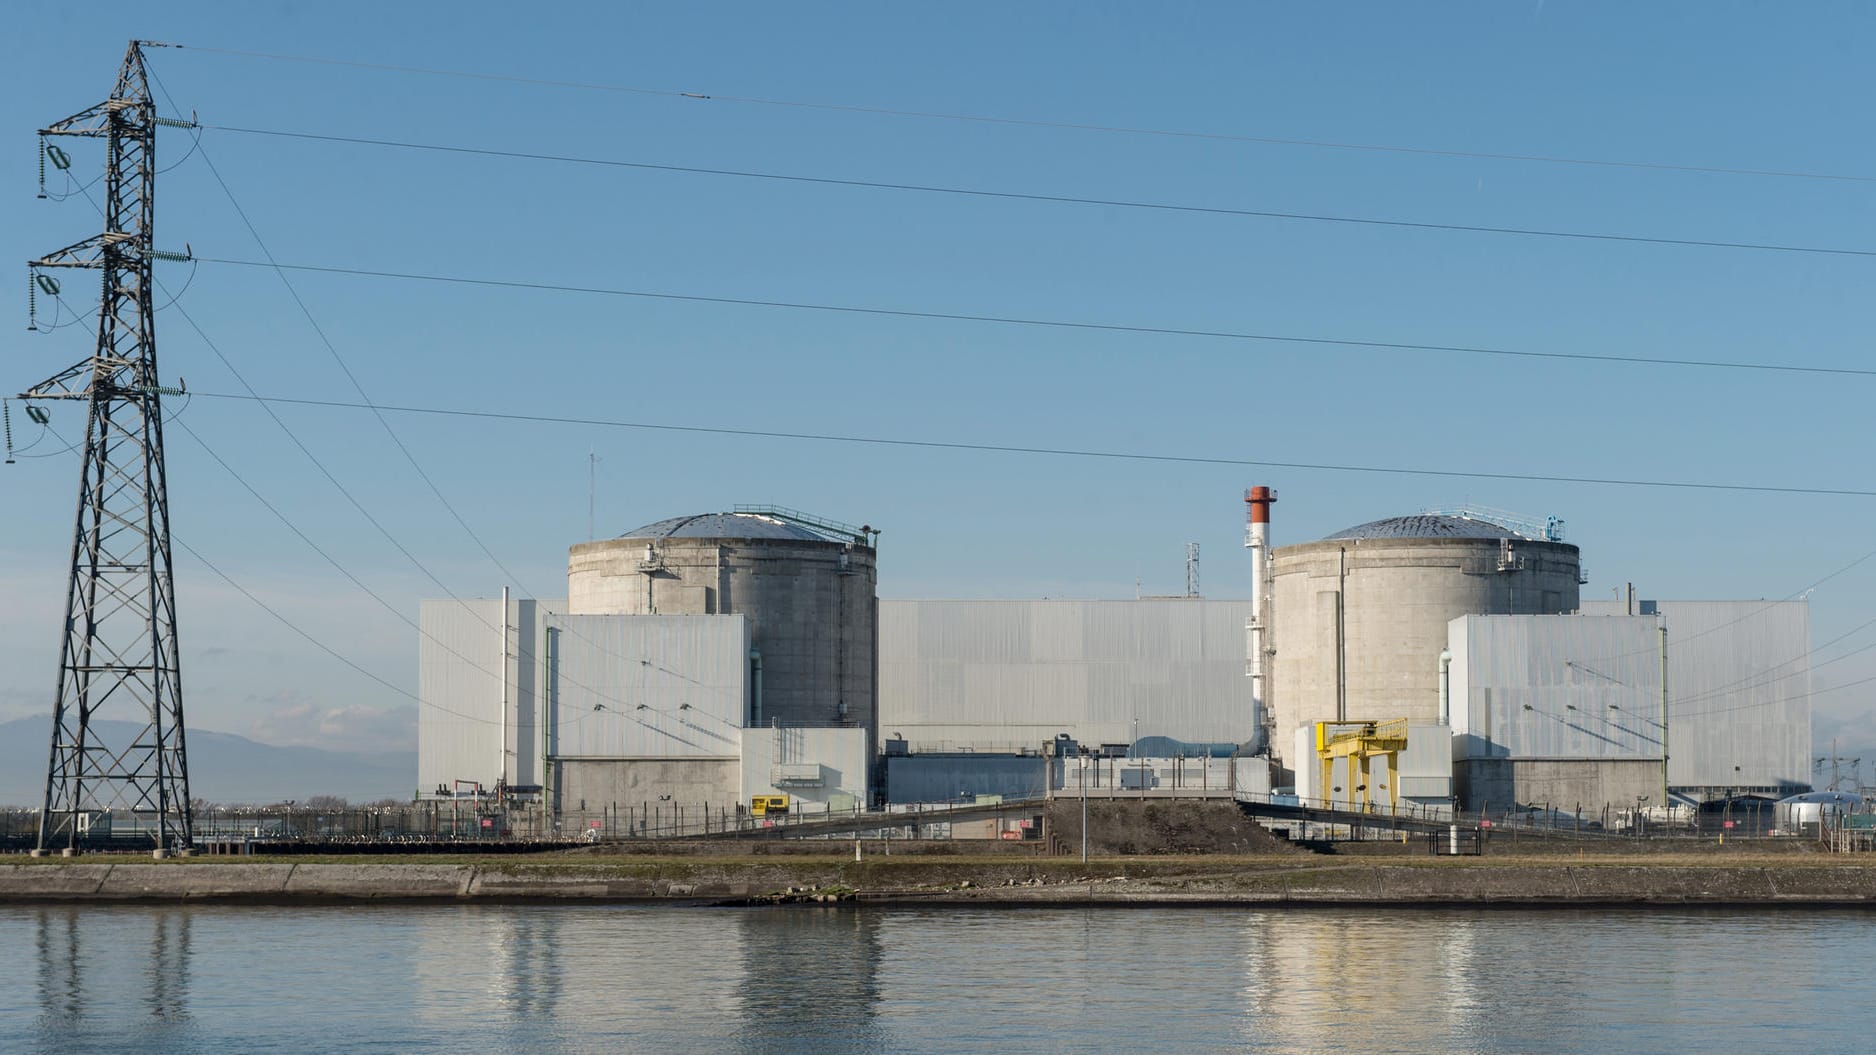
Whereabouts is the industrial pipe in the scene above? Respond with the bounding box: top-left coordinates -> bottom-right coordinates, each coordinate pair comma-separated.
1438,647 -> 1453,726
543,624 -> 558,832
749,646 -> 764,727
499,585 -> 509,787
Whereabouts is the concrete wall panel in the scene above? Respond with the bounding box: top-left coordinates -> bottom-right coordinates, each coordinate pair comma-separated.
555,759 -> 739,817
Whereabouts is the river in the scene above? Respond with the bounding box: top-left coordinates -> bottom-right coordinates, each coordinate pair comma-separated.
0,904 -> 1865,1053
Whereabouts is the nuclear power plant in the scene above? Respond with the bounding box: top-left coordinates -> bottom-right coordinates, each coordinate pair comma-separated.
416,490 -> 1813,831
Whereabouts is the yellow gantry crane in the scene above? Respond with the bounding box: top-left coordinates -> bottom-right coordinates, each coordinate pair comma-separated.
1315,719 -> 1410,814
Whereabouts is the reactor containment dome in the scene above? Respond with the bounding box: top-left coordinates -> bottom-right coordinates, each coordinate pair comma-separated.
1269,512 -> 1581,776
567,509 -> 879,745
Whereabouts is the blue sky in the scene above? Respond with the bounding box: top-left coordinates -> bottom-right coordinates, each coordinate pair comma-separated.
3,3 -> 1874,772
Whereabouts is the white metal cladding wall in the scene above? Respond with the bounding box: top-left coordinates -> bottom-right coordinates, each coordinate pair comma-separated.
547,614 -> 748,760
1449,615 -> 1664,761
1582,600 -> 1811,789
419,597 -> 568,793
879,599 -> 1256,748
418,598 -> 506,792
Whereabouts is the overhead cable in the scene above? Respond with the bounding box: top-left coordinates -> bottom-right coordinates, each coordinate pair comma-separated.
171,44 -> 1876,185
171,534 -> 425,708
184,390 -> 1876,499
1582,544 -> 1876,667
126,89 -> 739,726
204,125 -> 1876,260
148,69 -> 695,705
192,257 -> 1876,380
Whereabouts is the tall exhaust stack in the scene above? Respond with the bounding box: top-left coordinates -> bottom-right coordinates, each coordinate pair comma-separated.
1245,487 -> 1276,756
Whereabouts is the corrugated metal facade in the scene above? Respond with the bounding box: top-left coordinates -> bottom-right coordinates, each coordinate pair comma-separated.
547,614 -> 748,760
418,598 -> 566,794
1581,600 -> 1811,791
1449,615 -> 1664,761
879,599 -> 1256,750
420,601 -> 748,795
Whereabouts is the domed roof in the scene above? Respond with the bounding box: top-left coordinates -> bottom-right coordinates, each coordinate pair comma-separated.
1324,514 -> 1523,541
618,512 -> 833,543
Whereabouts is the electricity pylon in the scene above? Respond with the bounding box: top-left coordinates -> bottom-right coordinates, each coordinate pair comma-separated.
23,41 -> 194,854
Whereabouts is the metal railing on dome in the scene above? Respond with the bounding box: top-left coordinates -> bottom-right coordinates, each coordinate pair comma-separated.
731,505 -> 878,546
1423,505 -> 1566,542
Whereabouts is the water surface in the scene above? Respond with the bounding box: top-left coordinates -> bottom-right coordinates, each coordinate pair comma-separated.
0,903 -> 1864,1054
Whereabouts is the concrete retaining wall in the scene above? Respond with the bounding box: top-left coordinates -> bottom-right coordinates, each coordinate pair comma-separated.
6,858 -> 1876,905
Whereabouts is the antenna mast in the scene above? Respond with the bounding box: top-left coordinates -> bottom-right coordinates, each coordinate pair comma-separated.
23,41 -> 194,856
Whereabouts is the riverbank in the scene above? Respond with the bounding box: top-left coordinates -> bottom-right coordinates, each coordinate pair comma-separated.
3,852 -> 1874,906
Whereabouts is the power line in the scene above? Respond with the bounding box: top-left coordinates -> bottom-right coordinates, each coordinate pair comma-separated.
55,367 -> 1874,712
51,150 -> 563,721
1585,545 -> 1876,668
1670,671 -> 1876,720
45,354 -> 1869,732
169,298 -> 468,609
82,470 -> 664,731
165,296 -> 700,726
148,69 -> 692,718
1520,671 -> 1872,732
148,68 -> 543,597
80,208 -> 1876,683
1670,613 -> 1876,708
166,416 -> 661,731
61,138 -> 729,740
191,256 -> 1876,381
182,389 -> 1876,499
52,165 -> 566,721
170,417 -> 490,679
1553,549 -> 1876,712
171,534 -> 422,707
169,44 -> 1876,186
203,125 -> 1876,261
31,421 -> 478,724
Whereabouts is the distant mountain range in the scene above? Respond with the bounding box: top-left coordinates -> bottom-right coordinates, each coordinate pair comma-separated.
0,717 -> 415,806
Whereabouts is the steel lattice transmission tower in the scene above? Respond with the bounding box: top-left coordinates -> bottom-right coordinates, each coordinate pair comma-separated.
23,41 -> 195,855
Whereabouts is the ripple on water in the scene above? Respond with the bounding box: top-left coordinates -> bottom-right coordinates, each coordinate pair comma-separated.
0,904 -> 1869,1054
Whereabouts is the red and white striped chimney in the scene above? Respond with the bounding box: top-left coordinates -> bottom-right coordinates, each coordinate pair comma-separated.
1244,487 -> 1276,746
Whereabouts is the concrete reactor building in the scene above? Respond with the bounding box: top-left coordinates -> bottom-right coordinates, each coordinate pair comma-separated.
415,489 -> 1812,832
568,509 -> 879,742
1269,512 -> 1582,780
418,507 -> 879,831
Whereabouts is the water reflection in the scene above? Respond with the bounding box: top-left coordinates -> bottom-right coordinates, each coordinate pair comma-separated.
1240,910 -> 1491,1050
409,903 -> 886,1050
735,908 -> 883,1053
489,909 -> 563,1016
29,907 -> 194,1051
146,909 -> 192,1021
32,907 -> 82,1025
413,903 -> 741,1037
3,904 -> 1875,1054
